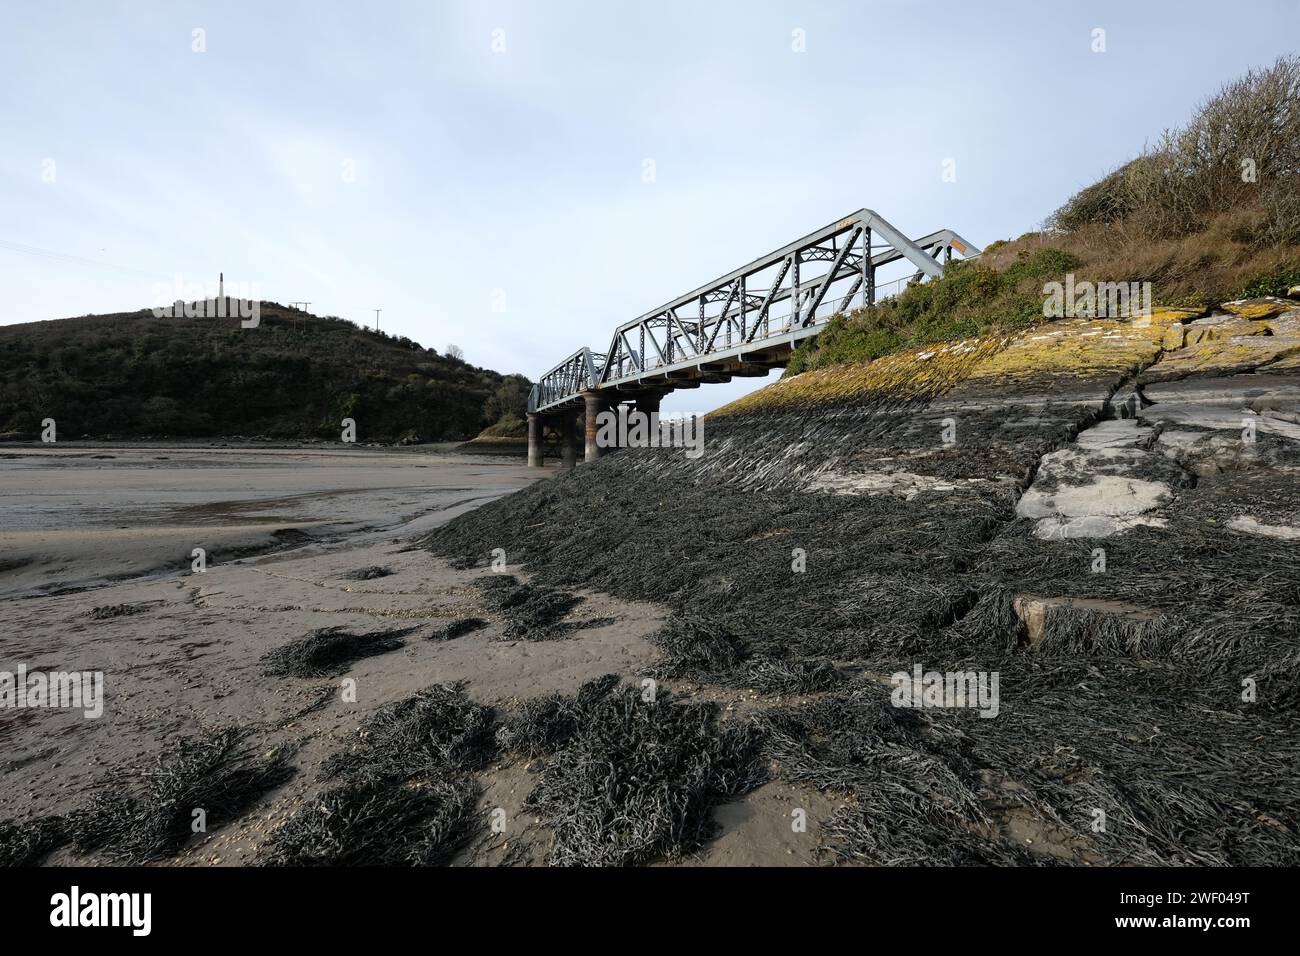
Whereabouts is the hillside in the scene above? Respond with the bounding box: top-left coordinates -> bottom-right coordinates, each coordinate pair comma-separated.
0,303 -> 530,443
787,55 -> 1300,377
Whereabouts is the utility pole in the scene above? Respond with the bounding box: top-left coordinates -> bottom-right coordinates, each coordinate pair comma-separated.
286,302 -> 313,336
373,308 -> 381,332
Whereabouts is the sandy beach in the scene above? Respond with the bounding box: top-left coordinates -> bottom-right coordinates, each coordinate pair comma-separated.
0,443 -> 826,866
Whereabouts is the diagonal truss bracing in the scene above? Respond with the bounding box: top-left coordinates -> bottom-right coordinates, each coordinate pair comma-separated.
528,209 -> 979,413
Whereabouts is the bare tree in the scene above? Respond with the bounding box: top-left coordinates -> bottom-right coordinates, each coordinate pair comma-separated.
446,344 -> 465,361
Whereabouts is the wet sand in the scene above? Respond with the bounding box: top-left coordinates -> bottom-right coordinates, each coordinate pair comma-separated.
0,443 -> 822,865
0,443 -> 542,598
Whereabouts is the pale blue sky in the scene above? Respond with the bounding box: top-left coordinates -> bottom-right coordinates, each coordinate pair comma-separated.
3,0 -> 1297,411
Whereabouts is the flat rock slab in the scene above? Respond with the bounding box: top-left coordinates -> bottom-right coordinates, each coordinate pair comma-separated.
1017,446 -> 1174,539
1227,515 -> 1300,540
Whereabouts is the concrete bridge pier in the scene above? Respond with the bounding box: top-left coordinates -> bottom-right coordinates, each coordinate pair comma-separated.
526,412 -> 544,468
561,411 -> 578,468
582,391 -> 608,462
634,393 -> 662,417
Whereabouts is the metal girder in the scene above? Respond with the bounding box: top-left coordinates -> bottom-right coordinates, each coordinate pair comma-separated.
529,346 -> 602,413
703,279 -> 742,353
619,330 -> 643,373
747,256 -> 792,344
801,225 -> 861,327
529,209 -> 980,413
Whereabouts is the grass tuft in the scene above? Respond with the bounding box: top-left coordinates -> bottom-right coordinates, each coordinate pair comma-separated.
0,816 -> 66,867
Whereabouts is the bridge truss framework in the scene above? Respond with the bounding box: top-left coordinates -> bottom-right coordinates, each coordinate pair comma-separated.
526,208 -> 979,465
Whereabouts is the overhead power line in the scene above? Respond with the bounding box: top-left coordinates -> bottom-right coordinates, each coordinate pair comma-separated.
0,237 -> 174,281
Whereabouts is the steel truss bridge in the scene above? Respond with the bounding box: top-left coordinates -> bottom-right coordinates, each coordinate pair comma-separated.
528,209 -> 979,419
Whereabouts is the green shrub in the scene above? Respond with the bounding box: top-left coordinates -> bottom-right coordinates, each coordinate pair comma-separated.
785,249 -> 1080,375
1236,265 -> 1300,299
1049,56 -> 1300,246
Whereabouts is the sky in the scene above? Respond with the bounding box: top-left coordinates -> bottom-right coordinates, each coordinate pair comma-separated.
3,0 -> 1298,412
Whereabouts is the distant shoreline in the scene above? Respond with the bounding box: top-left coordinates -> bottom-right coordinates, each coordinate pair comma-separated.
0,438 -> 473,453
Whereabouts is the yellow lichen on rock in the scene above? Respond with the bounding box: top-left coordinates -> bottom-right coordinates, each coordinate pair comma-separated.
1132,306 -> 1205,328
1267,350 -> 1300,371
715,305 -> 1299,419
956,319 -> 1166,395
1220,297 -> 1293,320
718,318 -> 1172,416
1264,310 -> 1300,336
1131,306 -> 1203,349
711,337 -> 1005,417
1140,311 -> 1300,382
1162,324 -> 1187,350
1182,316 -> 1268,345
